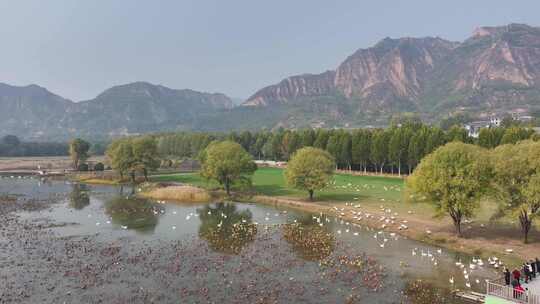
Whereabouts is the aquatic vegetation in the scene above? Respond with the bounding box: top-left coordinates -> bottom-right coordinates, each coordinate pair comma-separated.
68,183 -> 90,210
197,203 -> 257,254
1,178 -> 499,303
282,215 -> 335,261
402,279 -> 453,304
104,196 -> 162,233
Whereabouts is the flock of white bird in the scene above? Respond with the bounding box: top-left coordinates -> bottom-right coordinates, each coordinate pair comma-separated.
8,175 -> 516,291
323,183 -> 508,290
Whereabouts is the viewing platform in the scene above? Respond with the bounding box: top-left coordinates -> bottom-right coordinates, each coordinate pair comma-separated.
486,279 -> 540,304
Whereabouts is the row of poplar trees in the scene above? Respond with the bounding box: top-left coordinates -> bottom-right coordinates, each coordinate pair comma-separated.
156,122 -> 536,175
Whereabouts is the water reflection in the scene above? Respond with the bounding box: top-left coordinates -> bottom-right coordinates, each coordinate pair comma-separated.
282,214 -> 335,261
198,203 -> 257,254
104,197 -> 162,233
68,183 -> 90,210
4,178 -> 498,302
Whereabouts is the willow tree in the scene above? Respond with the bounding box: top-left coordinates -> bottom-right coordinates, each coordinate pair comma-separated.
407,142 -> 491,237
107,140 -> 135,181
69,138 -> 90,170
284,147 -> 335,201
491,141 -> 540,243
199,141 -> 257,195
132,137 -> 160,181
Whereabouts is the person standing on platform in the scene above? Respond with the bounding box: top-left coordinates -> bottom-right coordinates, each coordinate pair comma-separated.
504,267 -> 511,285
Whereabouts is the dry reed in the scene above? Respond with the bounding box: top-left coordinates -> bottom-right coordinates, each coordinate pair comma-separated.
141,186 -> 212,203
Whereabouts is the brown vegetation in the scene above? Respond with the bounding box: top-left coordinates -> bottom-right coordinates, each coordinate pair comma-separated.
140,185 -> 212,203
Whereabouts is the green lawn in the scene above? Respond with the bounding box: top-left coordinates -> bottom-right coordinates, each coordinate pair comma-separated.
150,167 -> 538,231
151,167 -> 404,204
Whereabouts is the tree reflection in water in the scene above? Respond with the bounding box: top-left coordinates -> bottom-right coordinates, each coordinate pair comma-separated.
282,214 -> 335,261
104,197 -> 162,233
68,183 -> 90,210
197,203 -> 257,254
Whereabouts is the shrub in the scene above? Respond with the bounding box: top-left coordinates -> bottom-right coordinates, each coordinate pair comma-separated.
78,163 -> 89,171
94,162 -> 105,171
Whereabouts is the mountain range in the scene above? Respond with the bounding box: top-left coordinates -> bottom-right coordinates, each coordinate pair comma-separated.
0,82 -> 233,140
2,23 -> 540,140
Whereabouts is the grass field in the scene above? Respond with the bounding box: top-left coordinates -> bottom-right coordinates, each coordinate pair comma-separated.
149,166 -> 540,261
151,167 -> 404,203
150,167 -> 536,229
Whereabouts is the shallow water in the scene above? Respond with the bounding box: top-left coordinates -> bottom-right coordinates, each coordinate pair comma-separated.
0,177 -> 500,303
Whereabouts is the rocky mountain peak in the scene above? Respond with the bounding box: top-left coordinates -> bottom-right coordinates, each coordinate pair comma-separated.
244,23 -> 540,115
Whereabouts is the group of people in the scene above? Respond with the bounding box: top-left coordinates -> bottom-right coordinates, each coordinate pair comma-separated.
504,258 -> 540,299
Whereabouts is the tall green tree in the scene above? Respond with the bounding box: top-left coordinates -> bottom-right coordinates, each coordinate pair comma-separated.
132,137 -> 160,181
251,132 -> 268,159
238,131 -> 253,152
408,142 -> 491,237
326,132 -> 341,168
352,130 -> 371,173
500,127 -> 533,145
313,129 -> 329,150
478,128 -> 505,148
339,132 -> 352,170
284,147 -> 335,201
370,130 -> 389,174
491,141 -> 540,243
407,132 -> 425,174
300,129 -> 316,147
107,140 -> 135,181
424,127 -> 446,155
446,125 -> 469,143
281,131 -> 301,160
262,140 -> 274,160
270,132 -> 284,161
199,141 -> 257,195
389,127 -> 408,175
69,138 -> 91,169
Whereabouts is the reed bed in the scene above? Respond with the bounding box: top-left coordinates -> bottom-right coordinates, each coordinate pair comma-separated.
141,186 -> 212,203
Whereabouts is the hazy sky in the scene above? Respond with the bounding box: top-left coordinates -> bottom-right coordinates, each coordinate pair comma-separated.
1,0 -> 539,101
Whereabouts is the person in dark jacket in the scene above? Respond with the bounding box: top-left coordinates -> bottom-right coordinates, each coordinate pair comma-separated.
532,260 -> 537,278
504,267 -> 511,285
536,258 -> 540,274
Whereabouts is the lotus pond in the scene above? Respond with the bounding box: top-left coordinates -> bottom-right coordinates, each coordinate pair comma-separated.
0,177 -> 499,303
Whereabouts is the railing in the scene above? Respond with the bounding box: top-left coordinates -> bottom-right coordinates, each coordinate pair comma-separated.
487,281 -> 540,304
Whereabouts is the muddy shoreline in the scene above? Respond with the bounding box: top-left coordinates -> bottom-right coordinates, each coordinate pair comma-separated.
250,195 -> 527,267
